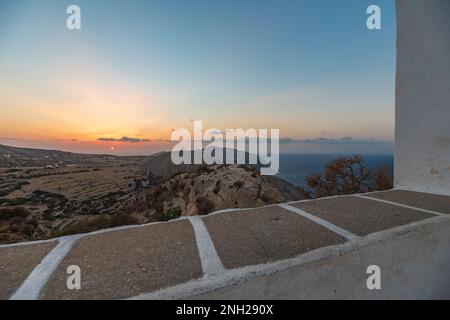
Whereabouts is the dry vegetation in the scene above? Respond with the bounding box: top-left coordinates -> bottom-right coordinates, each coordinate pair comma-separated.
0,144 -> 392,244
0,145 -> 307,244
0,145 -> 151,243
305,155 -> 393,198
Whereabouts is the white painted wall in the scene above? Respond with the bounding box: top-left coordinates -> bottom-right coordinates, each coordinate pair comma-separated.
194,217 -> 450,300
395,0 -> 450,195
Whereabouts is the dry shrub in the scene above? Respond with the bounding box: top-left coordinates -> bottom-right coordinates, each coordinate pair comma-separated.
306,155 -> 393,198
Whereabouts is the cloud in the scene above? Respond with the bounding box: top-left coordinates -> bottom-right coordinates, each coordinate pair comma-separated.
97,136 -> 151,143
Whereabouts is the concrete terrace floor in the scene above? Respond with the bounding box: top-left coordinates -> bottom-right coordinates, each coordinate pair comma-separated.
1,189 -> 450,300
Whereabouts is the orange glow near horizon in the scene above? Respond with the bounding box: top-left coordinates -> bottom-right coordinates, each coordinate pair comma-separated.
0,64 -> 175,147
0,46 -> 394,155
0,1 -> 396,156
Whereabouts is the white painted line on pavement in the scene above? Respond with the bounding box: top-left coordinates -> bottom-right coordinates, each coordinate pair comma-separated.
278,203 -> 358,241
188,216 -> 225,277
354,195 -> 447,217
10,235 -> 81,300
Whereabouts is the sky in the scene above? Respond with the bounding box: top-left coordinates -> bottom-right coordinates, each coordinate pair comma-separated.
0,0 -> 396,155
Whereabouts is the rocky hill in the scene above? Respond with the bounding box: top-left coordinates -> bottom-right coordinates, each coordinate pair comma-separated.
124,163 -> 307,221
0,144 -> 307,243
139,149 -> 263,179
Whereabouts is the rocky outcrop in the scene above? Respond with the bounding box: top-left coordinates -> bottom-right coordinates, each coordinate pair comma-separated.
127,164 -> 308,221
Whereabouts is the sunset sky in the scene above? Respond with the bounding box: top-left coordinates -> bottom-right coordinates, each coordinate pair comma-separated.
0,0 -> 396,155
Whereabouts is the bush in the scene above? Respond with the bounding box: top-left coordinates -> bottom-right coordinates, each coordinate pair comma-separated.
22,224 -> 36,236
51,213 -> 139,237
153,185 -> 166,196
232,180 -> 244,189
26,216 -> 39,228
9,223 -> 20,233
0,191 -> 9,197
213,180 -> 221,194
196,196 -> 214,215
6,198 -> 28,206
42,212 -> 57,221
164,207 -> 182,221
109,213 -> 140,226
306,155 -> 393,198
0,207 -> 30,221
6,212 -> 38,237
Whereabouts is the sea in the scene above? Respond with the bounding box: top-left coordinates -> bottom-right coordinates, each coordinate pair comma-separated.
276,154 -> 394,189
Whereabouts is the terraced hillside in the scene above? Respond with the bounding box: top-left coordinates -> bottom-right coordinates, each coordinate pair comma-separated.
0,151 -> 149,243
0,145 -> 307,244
